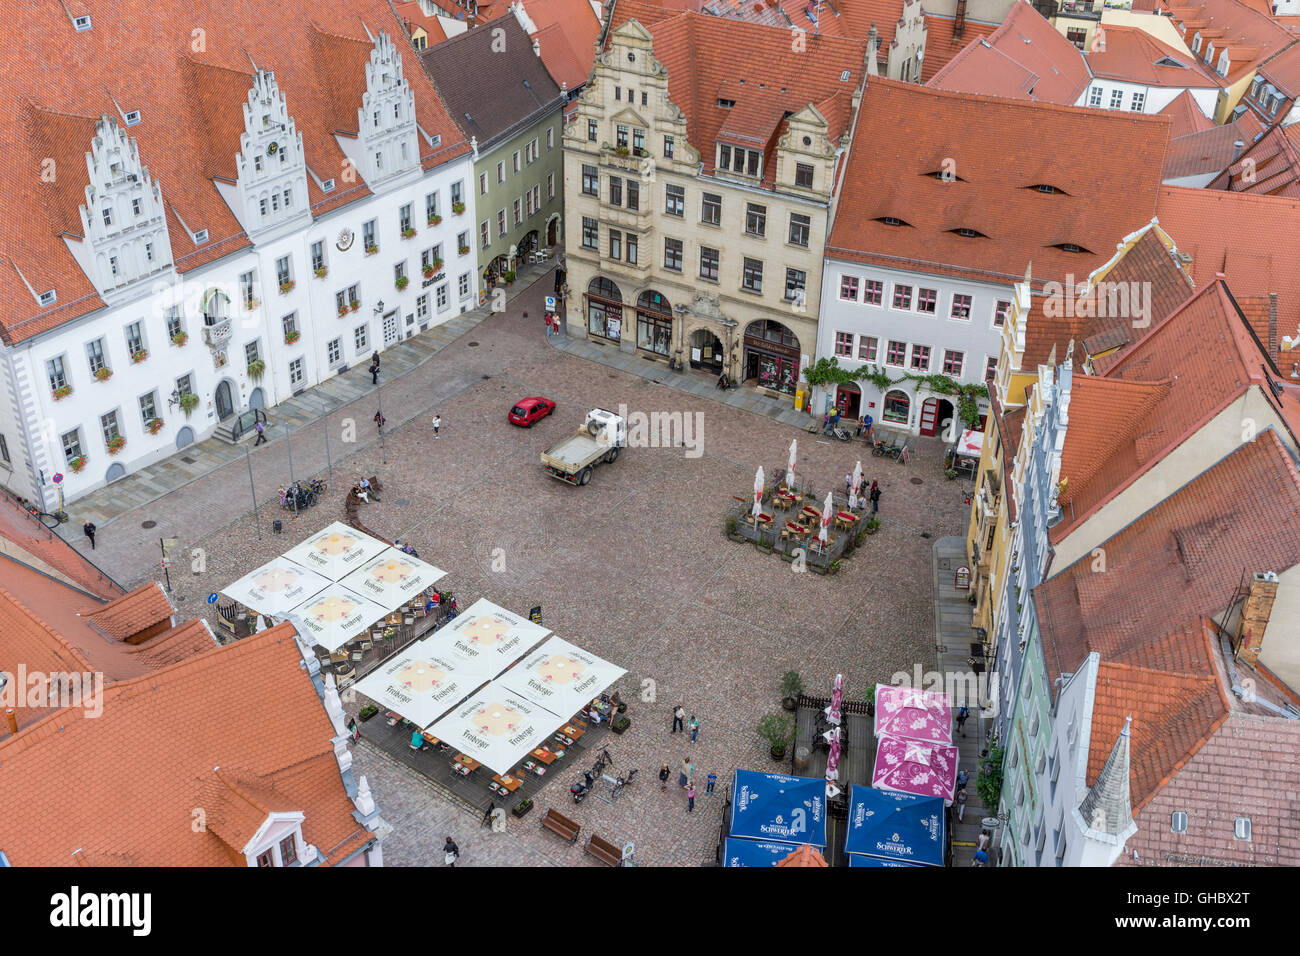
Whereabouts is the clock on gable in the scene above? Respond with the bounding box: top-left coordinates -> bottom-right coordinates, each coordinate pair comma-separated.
267,141 -> 280,157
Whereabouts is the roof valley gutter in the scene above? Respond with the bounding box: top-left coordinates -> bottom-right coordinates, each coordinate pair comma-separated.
1218,634 -> 1299,719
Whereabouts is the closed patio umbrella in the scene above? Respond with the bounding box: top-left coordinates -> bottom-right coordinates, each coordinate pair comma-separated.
787,439 -> 797,491
818,491 -> 833,548
850,461 -> 863,510
753,466 -> 765,521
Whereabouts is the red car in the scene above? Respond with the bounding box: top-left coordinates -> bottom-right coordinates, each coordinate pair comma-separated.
508,396 -> 556,427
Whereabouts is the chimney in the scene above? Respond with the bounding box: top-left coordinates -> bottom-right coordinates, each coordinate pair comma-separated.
1268,292 -> 1278,357
954,0 -> 967,39
1235,571 -> 1279,667
5,708 -> 16,736
1233,139 -> 1245,160
533,37 -> 541,57
866,22 -> 879,77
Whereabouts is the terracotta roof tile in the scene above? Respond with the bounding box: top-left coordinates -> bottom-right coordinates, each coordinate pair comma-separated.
85,582 -> 173,641
0,624 -> 372,866
918,16 -> 1002,84
1158,89 -> 1216,139
1211,122 -> 1300,197
1163,110 -> 1265,180
1162,0 -> 1296,84
828,79 -> 1168,287
0,583 -> 96,731
0,494 -> 122,600
1085,24 -> 1226,88
1036,431 -> 1300,688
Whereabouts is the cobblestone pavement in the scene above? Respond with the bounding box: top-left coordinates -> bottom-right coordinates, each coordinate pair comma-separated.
77,274 -> 973,866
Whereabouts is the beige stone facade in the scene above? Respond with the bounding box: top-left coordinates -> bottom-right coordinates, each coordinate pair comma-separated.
561,20 -> 842,399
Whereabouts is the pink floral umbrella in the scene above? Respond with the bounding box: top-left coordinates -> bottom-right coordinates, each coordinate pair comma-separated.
825,725 -> 843,797
825,673 -> 843,725
872,733 -> 959,801
873,684 -> 954,744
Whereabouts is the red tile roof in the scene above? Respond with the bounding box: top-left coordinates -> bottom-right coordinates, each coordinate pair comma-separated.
607,8 -> 869,186
84,582 -> 173,642
1155,185 -> 1300,321
0,0 -> 470,345
1256,31 -> 1300,94
1036,430 -> 1300,688
1085,24 -> 1225,88
394,0 -> 451,45
0,583 -> 96,731
0,494 -> 123,600
1211,122 -> 1300,196
829,79 -> 1169,287
1162,0 -> 1296,85
1162,109 -> 1265,180
0,624 -> 373,866
508,0 -> 604,90
691,0 -> 907,50
1090,655 -> 1230,812
928,2 -> 1092,105
1158,89 -> 1216,139
918,15 -> 1002,83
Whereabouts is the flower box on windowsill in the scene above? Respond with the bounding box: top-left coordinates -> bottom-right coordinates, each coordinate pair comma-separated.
106,436 -> 126,455
247,359 -> 266,381
458,245 -> 470,256
244,298 -> 260,311
395,276 -> 410,291
364,244 -> 379,256
452,202 -> 465,215
349,301 -> 361,312
279,280 -> 296,295
69,455 -> 87,474
284,331 -> 301,345
146,418 -> 165,435
428,214 -> 443,226
171,332 -> 188,347
130,349 -> 148,364
314,267 -> 328,279
338,305 -> 350,317
401,227 -> 417,240
53,385 -> 72,401
94,367 -> 113,383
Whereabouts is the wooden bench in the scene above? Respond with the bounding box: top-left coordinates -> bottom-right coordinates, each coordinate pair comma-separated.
539,808 -> 580,844
585,834 -> 622,866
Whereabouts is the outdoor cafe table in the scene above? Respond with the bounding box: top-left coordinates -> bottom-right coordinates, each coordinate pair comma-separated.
836,511 -> 859,530
558,723 -> 585,742
786,521 -> 808,536
531,746 -> 561,764
421,731 -> 442,747
452,754 -> 482,776
800,506 -> 821,522
491,772 -> 524,793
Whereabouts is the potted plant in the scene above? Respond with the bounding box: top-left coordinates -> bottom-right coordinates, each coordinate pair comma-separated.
178,392 -> 199,418
53,385 -> 72,401
279,279 -> 295,295
350,300 -> 361,312
422,264 -> 435,279
106,434 -> 126,455
358,704 -> 380,722
93,366 -> 113,383
512,798 -> 534,818
382,626 -> 396,640
171,331 -> 188,347
314,266 -> 328,279
247,358 -> 266,381
757,714 -> 794,762
724,515 -> 740,540
611,714 -> 631,734
452,201 -> 465,215
615,145 -> 630,157
69,455 -> 88,473
780,671 -> 804,711
146,417 -> 165,435
244,297 -> 260,311
395,275 -> 410,291
458,243 -> 470,255
401,226 -> 417,240
503,269 -> 516,286
428,213 -> 443,226
284,330 -> 301,345
364,243 -> 378,256
865,516 -> 881,535
130,348 -> 148,364
945,468 -> 958,480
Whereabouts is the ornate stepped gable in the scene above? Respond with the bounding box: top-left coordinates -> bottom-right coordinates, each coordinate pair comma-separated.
77,115 -> 173,299
236,70 -> 312,237
357,31 -> 421,185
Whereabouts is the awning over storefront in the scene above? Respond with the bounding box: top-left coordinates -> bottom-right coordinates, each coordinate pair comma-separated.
845,785 -> 945,867
498,635 -> 626,717
728,770 -> 827,847
282,521 -> 390,581
221,555 -> 330,617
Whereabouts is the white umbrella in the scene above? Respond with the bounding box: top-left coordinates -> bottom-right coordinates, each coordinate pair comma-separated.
818,491 -> 833,548
284,582 -> 390,652
221,555 -> 330,617
352,644 -> 487,728
752,466 -> 765,520
337,548 -> 448,611
420,598 -> 551,678
850,461 -> 864,510
500,635 -> 627,717
426,685 -> 563,775
282,521 -> 390,581
787,439 -> 797,491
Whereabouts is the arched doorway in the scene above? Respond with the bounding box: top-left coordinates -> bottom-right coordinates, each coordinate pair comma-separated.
105,463 -> 126,483
920,397 -> 955,437
519,230 -> 540,260
689,329 -> 724,372
215,380 -> 236,421
635,290 -> 673,357
546,215 -> 560,247
743,320 -> 801,395
586,276 -> 623,342
249,387 -> 265,411
202,289 -> 230,327
175,426 -> 195,449
835,382 -> 862,419
882,389 -> 911,427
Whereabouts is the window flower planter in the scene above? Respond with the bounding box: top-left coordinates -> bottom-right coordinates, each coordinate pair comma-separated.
349,301 -> 361,312
615,146 -> 630,157
422,264 -> 435,279
244,298 -> 260,311
146,417 -> 165,435
171,332 -> 188,347
284,330 -> 301,345
69,455 -> 88,474
401,227 -> 417,240
279,280 -> 295,295
364,244 -> 379,256
338,304 -> 350,317
428,214 -> 442,226
458,245 -> 470,256
179,392 -> 199,418
314,267 -> 328,279
395,276 -> 410,291
452,202 -> 465,215
431,258 -> 443,272
247,359 -> 266,381
53,385 -> 72,401
94,367 -> 113,383
130,349 -> 148,364
106,435 -> 126,455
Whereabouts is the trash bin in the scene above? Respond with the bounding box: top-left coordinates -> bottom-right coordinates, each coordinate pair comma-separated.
793,746 -> 810,772
273,519 -> 283,534
794,387 -> 806,412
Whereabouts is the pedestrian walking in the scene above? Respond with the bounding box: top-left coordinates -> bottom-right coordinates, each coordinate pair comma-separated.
374,411 -> 386,434
976,829 -> 991,854
369,358 -> 380,385
253,419 -> 267,446
553,265 -> 566,297
956,767 -> 971,793
956,705 -> 970,737
972,847 -> 988,867
688,715 -> 699,742
678,757 -> 693,789
955,788 -> 967,822
671,704 -> 685,735
443,836 -> 459,867
706,771 -> 717,796
686,784 -> 696,813
658,764 -> 670,791
869,481 -> 881,514
432,414 -> 441,439
83,521 -> 96,550
372,350 -> 381,369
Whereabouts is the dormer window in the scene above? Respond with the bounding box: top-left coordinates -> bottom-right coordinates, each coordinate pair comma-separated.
1192,33 -> 1201,54
952,228 -> 986,238
124,110 -> 141,126
73,14 -> 92,31
877,216 -> 909,226
279,834 -> 298,864
717,97 -> 735,108
1205,42 -> 1214,64
1251,76 -> 1263,99
1217,52 -> 1229,78
718,144 -> 760,177
1054,242 -> 1091,254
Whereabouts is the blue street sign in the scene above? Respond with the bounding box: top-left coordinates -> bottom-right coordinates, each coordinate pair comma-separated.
207,592 -> 219,604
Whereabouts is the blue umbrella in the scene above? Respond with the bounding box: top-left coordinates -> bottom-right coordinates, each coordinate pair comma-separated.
721,837 -> 812,867
848,854 -> 921,867
729,770 -> 827,847
844,784 -> 945,867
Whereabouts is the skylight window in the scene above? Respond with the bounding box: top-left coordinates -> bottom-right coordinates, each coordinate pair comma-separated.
193,229 -> 209,245
717,98 -> 735,108
124,110 -> 142,127
877,216 -> 910,227
38,290 -> 57,307
321,179 -> 336,193
73,14 -> 92,31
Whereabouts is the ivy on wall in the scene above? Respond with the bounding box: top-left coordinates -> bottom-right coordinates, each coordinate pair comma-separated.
802,357 -> 989,428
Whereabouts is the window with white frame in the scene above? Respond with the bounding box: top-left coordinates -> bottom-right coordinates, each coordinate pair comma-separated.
863,279 -> 883,306
1109,89 -> 1123,109
546,126 -> 554,150
742,258 -> 763,292
86,338 -> 107,375
436,283 -> 449,311
665,184 -> 685,217
497,209 -> 507,238
892,284 -> 912,310
166,307 -> 184,341
1130,91 -> 1145,112
664,238 -> 683,272
834,332 -> 853,357
1088,86 -> 1103,108
416,294 -> 429,320
788,212 -> 810,247
282,313 -> 298,338
62,428 -> 82,463
426,191 -> 440,222
100,410 -> 120,445
480,220 -> 490,249
917,288 -> 937,314
547,172 -> 555,200
125,321 -> 144,355
354,325 -> 368,351
244,341 -> 260,366
327,338 -> 342,366
512,150 -> 521,174
886,340 -> 906,365
288,357 -> 304,386
479,171 -> 488,195
513,198 -> 522,227
994,300 -> 1011,327
458,273 -> 471,298
785,269 -> 806,304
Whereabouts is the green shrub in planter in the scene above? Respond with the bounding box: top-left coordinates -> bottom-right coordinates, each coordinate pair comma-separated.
358,704 -> 379,721
611,715 -> 631,734
757,713 -> 794,761
512,798 -> 534,818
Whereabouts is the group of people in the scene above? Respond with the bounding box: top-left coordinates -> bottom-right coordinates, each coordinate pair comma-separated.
658,756 -> 717,814
350,476 -> 379,503
843,474 -> 882,514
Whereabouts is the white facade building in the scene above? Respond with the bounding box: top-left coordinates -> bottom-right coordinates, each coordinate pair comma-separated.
0,32 -> 477,510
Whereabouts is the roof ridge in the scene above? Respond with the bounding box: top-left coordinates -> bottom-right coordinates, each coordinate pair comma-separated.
875,72 -> 1173,124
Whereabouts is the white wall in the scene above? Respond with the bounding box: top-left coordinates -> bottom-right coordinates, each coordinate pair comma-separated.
1078,79 -> 1217,118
